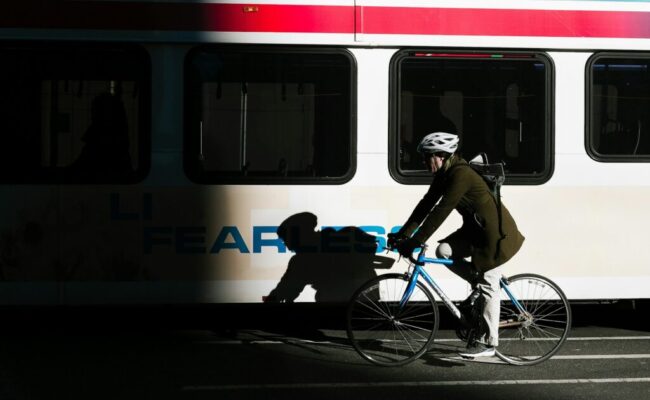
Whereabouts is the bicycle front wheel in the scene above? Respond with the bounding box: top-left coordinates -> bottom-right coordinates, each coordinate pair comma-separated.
496,273 -> 572,366
346,273 -> 439,366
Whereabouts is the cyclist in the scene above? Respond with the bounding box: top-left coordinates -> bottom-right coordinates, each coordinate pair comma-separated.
388,131 -> 525,358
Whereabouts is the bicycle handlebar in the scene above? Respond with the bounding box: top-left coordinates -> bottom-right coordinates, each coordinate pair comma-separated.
384,242 -> 426,266
409,254 -> 425,266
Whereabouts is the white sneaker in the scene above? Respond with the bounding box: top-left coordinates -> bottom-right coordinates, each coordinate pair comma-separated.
459,343 -> 496,359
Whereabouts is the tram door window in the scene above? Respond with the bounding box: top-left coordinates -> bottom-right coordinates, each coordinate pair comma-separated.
391,51 -> 553,185
0,42 -> 151,183
588,54 -> 650,161
185,47 -> 355,184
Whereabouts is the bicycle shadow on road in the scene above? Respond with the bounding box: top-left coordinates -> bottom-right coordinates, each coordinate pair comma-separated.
264,212 -> 395,303
421,343 -> 468,368
422,342 -> 510,367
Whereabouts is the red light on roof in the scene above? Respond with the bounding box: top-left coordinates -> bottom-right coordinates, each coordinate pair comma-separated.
414,52 -> 494,58
414,53 -> 533,59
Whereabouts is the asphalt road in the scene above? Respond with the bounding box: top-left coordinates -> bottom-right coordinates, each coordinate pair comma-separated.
0,304 -> 648,400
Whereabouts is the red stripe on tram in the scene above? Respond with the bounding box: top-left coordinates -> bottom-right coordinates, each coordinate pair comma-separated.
3,2 -> 650,39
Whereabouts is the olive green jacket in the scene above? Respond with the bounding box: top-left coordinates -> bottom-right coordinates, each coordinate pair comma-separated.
402,157 -> 524,271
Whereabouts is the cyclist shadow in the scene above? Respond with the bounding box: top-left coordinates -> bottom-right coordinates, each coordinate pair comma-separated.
264,212 -> 395,303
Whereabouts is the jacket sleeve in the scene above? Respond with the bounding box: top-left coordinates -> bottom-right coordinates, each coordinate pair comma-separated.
266,256 -> 306,302
400,178 -> 444,237
411,167 -> 472,244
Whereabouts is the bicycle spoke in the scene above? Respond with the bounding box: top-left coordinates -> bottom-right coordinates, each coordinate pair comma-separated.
534,317 -> 569,326
530,324 -> 561,340
398,310 -> 436,322
358,292 -> 392,319
394,325 -> 419,354
397,322 -> 434,337
535,307 -> 568,321
347,274 -> 438,366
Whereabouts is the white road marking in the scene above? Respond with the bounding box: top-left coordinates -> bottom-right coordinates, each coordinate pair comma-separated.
200,336 -> 650,362
567,336 -> 650,341
183,377 -> 650,392
552,354 -> 650,360
199,336 -> 650,345
428,336 -> 650,343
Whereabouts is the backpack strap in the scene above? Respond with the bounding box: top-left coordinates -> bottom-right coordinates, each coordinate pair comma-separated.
450,160 -> 506,260
494,180 -> 505,259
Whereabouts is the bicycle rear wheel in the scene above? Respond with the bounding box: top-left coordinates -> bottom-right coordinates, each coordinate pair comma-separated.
346,273 -> 439,366
496,273 -> 572,366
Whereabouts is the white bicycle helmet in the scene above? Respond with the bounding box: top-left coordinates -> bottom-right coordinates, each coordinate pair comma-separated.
416,132 -> 459,155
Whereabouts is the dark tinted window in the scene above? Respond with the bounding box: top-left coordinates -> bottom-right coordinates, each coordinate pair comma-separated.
588,54 -> 650,160
184,47 -> 355,184
0,42 -> 151,183
391,51 -> 552,184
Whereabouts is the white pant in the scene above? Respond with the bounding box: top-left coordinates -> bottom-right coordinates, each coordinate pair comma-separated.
474,268 -> 502,346
437,243 -> 502,346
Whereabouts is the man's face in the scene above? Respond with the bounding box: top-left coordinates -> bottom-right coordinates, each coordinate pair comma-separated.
425,153 -> 445,174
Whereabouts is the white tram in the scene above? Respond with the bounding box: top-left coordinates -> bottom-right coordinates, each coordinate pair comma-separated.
1,0 -> 649,304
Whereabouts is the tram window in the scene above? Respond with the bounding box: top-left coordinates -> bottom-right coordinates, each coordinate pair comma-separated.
390,51 -> 553,185
0,42 -> 150,184
588,54 -> 650,161
184,47 -> 355,184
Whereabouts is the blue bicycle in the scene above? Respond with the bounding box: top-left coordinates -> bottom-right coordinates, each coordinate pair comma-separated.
346,244 -> 571,366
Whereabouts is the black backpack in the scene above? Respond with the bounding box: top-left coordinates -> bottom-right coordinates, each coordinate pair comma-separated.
467,153 -> 505,200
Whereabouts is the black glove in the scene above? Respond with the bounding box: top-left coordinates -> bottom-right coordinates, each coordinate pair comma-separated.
397,237 -> 421,259
386,232 -> 406,250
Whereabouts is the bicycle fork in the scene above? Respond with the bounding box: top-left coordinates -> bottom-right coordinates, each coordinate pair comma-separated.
399,269 -> 420,309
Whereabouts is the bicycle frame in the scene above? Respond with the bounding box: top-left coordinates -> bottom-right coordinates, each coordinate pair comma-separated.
348,245 -> 572,367
399,249 -> 527,322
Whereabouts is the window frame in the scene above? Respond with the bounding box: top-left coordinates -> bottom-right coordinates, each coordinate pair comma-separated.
183,45 -> 357,185
0,41 -> 152,184
388,49 -> 555,185
586,51 -> 650,163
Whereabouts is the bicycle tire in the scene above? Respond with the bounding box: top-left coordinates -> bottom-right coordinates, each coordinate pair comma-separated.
496,273 -> 572,366
346,273 -> 439,366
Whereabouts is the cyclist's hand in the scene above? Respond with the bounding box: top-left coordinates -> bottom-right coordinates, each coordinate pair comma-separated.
397,237 -> 421,258
386,232 -> 406,250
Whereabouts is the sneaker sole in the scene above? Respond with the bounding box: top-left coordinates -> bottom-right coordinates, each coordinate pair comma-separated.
459,351 -> 495,359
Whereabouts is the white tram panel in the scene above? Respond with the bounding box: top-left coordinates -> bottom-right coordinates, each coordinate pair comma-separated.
0,0 -> 649,304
